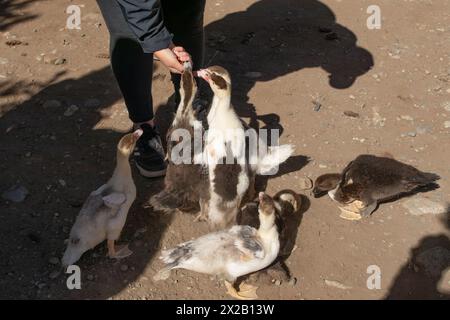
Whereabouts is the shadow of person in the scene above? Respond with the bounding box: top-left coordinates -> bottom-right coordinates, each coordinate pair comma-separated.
385,210 -> 450,300
0,0 -> 38,31
0,65 -> 173,299
204,0 -> 373,129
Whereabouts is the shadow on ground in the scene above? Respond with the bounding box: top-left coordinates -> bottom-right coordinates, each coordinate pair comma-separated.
0,0 -> 373,299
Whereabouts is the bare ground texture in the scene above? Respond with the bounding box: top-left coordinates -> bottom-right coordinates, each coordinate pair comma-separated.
0,0 -> 449,300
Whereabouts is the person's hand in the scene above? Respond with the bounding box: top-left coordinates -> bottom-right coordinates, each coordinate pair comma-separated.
154,44 -> 191,73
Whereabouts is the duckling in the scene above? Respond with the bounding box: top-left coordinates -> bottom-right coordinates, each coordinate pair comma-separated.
313,154 -> 440,220
149,62 -> 210,220
62,129 -> 142,266
154,192 -> 280,300
239,190 -> 302,283
196,66 -> 294,228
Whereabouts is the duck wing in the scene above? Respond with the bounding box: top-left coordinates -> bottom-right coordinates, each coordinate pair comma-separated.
230,225 -> 265,260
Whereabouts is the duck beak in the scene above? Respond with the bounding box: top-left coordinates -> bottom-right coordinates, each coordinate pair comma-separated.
196,69 -> 211,82
132,128 -> 143,142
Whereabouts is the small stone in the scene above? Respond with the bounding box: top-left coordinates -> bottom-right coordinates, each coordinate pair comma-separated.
325,280 -> 352,290
406,131 -> 417,137
313,101 -> 321,112
288,277 -> 297,286
415,247 -> 450,278
402,197 -> 447,216
84,98 -> 101,108
416,125 -> 432,135
2,185 -> 29,203
274,279 -> 282,286
244,71 -> 262,79
49,257 -> 59,265
49,270 -> 61,279
298,177 -> 313,190
53,58 -> 67,65
58,179 -> 66,187
400,115 -> 414,121
64,105 -> 78,117
343,110 -> 360,118
444,121 -> 450,129
0,57 -> 9,65
43,99 -> 62,108
120,264 -> 128,272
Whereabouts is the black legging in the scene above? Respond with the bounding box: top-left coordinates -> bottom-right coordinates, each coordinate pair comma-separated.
97,0 -> 206,123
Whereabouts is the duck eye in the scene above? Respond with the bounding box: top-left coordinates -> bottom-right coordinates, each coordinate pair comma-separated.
71,238 -> 80,245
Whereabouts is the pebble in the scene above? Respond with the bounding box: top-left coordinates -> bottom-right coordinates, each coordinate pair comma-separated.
49,257 -> 59,265
0,57 -> 9,65
415,247 -> 450,277
53,58 -> 67,65
343,110 -> 360,118
43,99 -> 62,108
64,105 -> 79,117
325,280 -> 352,290
402,197 -> 447,216
400,115 -> 414,121
274,280 -> 282,286
2,185 -> 29,202
288,277 -> 298,286
444,121 -> 450,129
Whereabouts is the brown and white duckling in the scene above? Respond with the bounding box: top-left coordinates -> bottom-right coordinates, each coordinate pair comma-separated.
239,190 -> 302,283
149,62 -> 210,219
62,129 -> 142,266
154,192 -> 280,300
196,66 -> 293,228
313,154 -> 440,220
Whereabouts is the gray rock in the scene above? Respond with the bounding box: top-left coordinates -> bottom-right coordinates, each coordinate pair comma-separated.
415,247 -> 450,277
53,58 -> 67,65
42,99 -> 62,108
402,197 -> 447,216
2,185 -> 29,203
84,98 -> 101,108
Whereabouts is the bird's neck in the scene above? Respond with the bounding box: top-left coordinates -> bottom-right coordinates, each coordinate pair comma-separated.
208,93 -> 231,123
258,213 -> 277,233
110,150 -> 132,185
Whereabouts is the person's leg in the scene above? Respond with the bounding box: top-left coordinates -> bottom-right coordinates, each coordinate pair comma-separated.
97,0 -> 154,124
162,0 -> 206,106
97,0 -> 166,178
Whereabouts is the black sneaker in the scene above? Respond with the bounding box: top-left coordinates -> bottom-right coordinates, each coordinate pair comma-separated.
134,123 -> 167,178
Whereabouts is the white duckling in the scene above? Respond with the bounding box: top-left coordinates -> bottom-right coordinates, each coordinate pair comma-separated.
62,129 -> 142,266
154,192 -> 280,300
196,66 -> 294,228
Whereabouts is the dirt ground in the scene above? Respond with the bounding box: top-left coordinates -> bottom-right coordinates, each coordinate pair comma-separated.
0,0 -> 449,300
